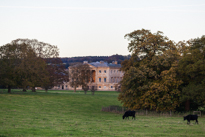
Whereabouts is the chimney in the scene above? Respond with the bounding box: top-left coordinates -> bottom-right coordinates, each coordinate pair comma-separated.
100,61 -> 104,64
83,61 -> 88,64
112,61 -> 117,64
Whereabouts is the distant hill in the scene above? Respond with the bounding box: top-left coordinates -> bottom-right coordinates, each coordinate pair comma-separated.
60,54 -> 131,68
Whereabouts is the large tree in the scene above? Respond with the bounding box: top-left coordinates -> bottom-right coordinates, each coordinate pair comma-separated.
178,35 -> 205,111
12,39 -> 59,92
0,43 -> 22,93
0,39 -> 60,93
118,29 -> 182,111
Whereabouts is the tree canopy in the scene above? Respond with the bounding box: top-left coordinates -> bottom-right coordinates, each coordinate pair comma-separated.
0,39 -> 65,92
118,29 -> 204,112
177,36 -> 205,110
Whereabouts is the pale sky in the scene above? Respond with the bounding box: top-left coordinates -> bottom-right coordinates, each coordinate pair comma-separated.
0,0 -> 205,57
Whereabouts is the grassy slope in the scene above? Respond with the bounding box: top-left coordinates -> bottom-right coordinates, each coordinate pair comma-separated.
0,90 -> 205,137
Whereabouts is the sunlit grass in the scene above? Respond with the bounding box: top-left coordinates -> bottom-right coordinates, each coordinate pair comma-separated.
0,89 -> 204,136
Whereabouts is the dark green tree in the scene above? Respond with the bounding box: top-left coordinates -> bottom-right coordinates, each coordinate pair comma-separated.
178,36 -> 205,111
42,58 -> 69,92
0,39 -> 60,93
11,39 -> 59,92
0,43 -> 21,93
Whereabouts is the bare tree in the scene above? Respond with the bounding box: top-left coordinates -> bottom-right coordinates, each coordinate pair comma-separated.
69,63 -> 92,93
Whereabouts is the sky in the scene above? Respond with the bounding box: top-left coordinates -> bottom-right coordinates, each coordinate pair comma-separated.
0,0 -> 205,57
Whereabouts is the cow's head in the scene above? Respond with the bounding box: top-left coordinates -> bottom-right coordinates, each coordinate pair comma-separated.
122,115 -> 125,119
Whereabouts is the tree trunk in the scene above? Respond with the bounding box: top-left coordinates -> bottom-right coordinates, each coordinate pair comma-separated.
23,88 -> 27,92
185,100 -> 190,111
91,86 -> 95,95
45,87 -> 48,92
8,85 -> 11,93
74,85 -> 76,93
32,87 -> 36,92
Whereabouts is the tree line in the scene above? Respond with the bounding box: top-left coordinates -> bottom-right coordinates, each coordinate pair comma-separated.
60,54 -> 131,68
0,39 -> 68,93
1,29 -> 204,112
0,38 -> 108,95
118,29 -> 205,112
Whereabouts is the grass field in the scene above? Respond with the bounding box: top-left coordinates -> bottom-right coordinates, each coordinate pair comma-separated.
0,89 -> 205,137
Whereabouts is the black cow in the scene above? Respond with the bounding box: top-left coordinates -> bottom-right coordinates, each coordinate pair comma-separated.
123,111 -> 136,120
184,114 -> 198,124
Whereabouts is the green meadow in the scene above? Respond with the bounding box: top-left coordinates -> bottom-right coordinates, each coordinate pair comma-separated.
0,90 -> 204,137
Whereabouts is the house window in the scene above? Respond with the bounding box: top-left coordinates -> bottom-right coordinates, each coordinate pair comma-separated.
99,70 -> 101,73
104,86 -> 106,89
99,78 -> 101,82
99,86 -> 101,88
111,86 -> 113,88
104,70 -> 106,73
104,78 -> 106,82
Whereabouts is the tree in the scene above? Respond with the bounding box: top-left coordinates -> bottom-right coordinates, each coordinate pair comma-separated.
0,43 -> 21,93
23,56 -> 49,92
118,29 -> 182,111
0,39 -> 60,93
15,47 -> 49,92
11,39 -> 59,58
11,39 -> 59,92
178,36 -> 205,111
69,63 -> 92,93
42,58 -> 69,92
90,85 -> 97,95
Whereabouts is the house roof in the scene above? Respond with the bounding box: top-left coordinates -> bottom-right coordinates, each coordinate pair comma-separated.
88,61 -> 121,68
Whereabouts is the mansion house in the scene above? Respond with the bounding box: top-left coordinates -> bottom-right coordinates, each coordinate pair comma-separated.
53,61 -> 124,91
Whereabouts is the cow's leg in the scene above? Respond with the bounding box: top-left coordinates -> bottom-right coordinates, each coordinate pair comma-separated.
187,120 -> 190,124
196,119 -> 198,124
